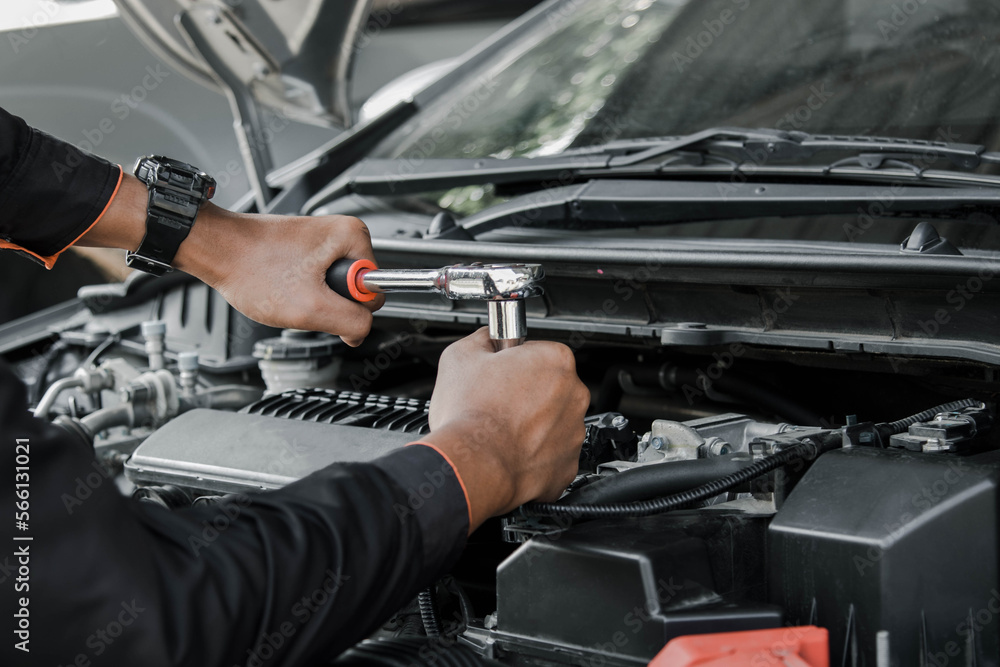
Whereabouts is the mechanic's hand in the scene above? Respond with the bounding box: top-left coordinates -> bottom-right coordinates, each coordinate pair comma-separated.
421,328 -> 590,532
189,207 -> 385,347
80,175 -> 384,346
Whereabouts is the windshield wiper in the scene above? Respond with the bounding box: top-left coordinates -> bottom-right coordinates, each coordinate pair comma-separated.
601,126 -> 1000,169
302,127 -> 1000,214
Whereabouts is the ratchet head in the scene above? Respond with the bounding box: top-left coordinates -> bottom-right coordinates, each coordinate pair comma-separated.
438,263 -> 544,301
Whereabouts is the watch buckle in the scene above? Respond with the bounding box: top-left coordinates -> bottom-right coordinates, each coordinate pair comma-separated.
126,252 -> 175,276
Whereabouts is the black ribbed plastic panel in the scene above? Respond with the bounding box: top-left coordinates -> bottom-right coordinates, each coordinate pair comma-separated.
241,388 -> 430,435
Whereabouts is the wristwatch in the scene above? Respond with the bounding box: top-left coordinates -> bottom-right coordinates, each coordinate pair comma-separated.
126,155 -> 217,276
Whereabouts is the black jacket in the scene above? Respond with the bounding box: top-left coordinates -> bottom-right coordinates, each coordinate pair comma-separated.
0,107 -> 469,666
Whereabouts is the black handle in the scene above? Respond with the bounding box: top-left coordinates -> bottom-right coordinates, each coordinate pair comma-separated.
325,258 -> 377,303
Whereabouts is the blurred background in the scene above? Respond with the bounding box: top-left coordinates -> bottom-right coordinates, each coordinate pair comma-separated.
0,0 -> 540,323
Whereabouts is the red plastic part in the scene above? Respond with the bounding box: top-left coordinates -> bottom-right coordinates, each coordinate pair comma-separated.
348,258 -> 378,302
649,626 -> 829,667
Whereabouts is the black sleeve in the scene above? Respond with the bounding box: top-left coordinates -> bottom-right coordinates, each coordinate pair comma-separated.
0,106 -> 121,266
0,360 -> 470,666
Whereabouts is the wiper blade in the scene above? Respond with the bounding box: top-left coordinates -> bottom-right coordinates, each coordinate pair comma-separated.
604,126 -> 1000,170
302,127 -> 1000,214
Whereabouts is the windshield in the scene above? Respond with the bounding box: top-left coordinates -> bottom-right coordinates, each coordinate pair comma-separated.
367,0 -> 1000,246
376,0 -> 1000,159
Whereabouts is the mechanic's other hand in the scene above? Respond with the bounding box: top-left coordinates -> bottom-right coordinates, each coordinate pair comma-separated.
422,328 -> 590,531
179,207 -> 385,347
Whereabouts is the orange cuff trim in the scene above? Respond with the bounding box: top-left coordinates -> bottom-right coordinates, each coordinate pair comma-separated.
0,165 -> 123,269
407,441 -> 473,528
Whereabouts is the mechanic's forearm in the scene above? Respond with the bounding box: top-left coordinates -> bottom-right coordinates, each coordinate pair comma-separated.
0,106 -> 121,265
75,173 -> 242,288
418,420 -> 517,533
0,360 -> 467,666
75,171 -> 383,344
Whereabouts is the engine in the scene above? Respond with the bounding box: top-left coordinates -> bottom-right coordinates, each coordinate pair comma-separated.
7,271 -> 1000,667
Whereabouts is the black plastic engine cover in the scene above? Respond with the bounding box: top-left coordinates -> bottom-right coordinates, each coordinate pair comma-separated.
489,512 -> 781,665
770,447 -> 1000,667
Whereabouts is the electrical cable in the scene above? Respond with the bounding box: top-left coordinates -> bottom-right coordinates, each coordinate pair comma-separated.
876,398 -> 980,436
523,440 -> 819,519
560,454 -> 755,505
525,398 -> 985,520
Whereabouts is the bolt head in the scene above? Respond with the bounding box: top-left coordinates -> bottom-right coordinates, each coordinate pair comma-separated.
611,415 -> 627,428
141,320 -> 166,337
651,436 -> 665,450
177,351 -> 200,372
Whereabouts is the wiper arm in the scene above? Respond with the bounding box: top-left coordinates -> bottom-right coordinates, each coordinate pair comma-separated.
302,127 -> 1000,214
458,180 -> 1000,238
303,153 -> 613,213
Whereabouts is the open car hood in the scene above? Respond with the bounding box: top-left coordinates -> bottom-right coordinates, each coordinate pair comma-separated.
112,0 -> 372,128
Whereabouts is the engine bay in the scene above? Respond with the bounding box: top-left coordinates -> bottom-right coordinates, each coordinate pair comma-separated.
5,265 -> 1000,667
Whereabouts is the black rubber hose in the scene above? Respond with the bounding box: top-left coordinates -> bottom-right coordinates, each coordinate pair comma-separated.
417,589 -> 441,637
877,398 -> 980,436
28,340 -> 68,405
442,577 -> 475,629
595,365 -> 627,413
523,441 -> 820,519
561,453 -> 755,505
